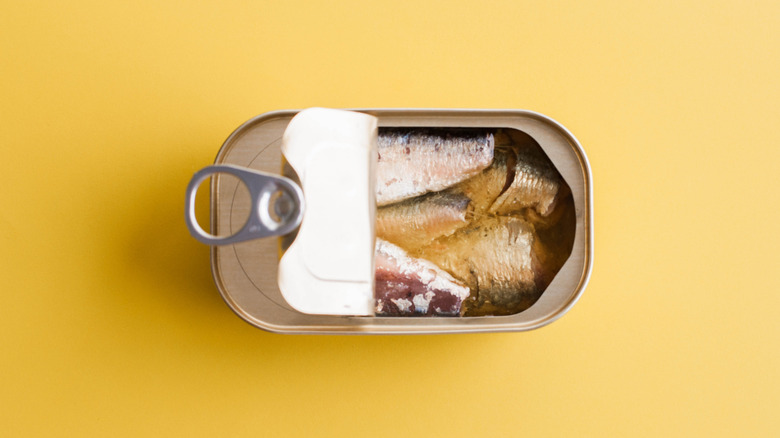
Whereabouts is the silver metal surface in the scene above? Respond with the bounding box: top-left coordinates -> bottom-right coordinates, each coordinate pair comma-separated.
185,164 -> 303,245
208,109 -> 593,334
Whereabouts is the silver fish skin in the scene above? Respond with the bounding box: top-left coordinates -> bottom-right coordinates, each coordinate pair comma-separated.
376,191 -> 472,253
417,216 -> 542,310
489,146 -> 560,216
374,239 -> 470,317
453,146 -> 511,213
376,129 -> 494,206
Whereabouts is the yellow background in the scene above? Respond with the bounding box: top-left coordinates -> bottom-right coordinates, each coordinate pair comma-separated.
2,0 -> 778,436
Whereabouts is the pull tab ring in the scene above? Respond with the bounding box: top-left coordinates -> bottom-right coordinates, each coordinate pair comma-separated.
185,165 -> 304,245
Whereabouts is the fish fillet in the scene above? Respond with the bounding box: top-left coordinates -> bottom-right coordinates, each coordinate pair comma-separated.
489,145 -> 561,216
375,239 -> 470,316
376,191 -> 472,252
376,129 -> 494,206
417,216 -> 543,311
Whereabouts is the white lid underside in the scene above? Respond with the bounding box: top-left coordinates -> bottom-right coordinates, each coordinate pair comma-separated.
278,108 -> 377,316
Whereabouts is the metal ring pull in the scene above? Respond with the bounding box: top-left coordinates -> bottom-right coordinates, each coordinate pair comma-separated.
185,165 -> 305,245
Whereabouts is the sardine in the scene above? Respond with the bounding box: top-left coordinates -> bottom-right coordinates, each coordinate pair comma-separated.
376,191 -> 472,253
453,146 -> 512,213
522,186 -> 576,290
417,216 -> 544,314
376,129 -> 494,206
489,145 -> 561,216
375,238 -> 470,316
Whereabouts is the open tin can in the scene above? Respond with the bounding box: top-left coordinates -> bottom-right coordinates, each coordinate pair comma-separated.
187,109 -> 593,334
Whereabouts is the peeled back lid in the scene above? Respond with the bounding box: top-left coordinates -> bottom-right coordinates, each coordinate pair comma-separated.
277,108 -> 378,316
